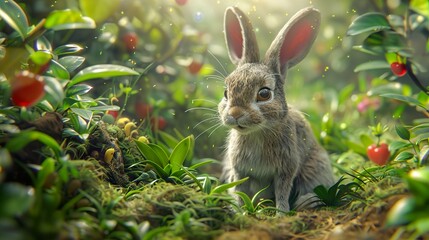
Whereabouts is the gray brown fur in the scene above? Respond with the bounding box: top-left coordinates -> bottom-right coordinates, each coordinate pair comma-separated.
219,7 -> 335,212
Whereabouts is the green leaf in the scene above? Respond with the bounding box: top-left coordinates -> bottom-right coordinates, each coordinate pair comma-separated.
135,141 -> 168,168
70,108 -> 93,121
58,56 -> 85,73
163,164 -> 172,175
235,191 -> 254,212
79,0 -> 121,23
360,134 -> 374,147
35,36 -> 52,51
43,76 -> 65,108
45,9 -> 96,30
148,144 -> 169,167
313,185 -> 329,200
354,60 -> 390,72
395,125 -> 411,140
54,44 -> 84,56
360,31 -> 411,56
210,177 -> 249,195
251,185 -> 270,205
48,59 -> 70,80
5,131 -> 62,157
347,12 -> 391,36
189,159 -> 216,170
66,84 -> 93,97
410,0 -> 429,18
68,64 -> 139,87
159,131 -> 179,149
170,136 -> 191,173
29,51 -> 52,65
0,183 -> 34,217
88,105 -> 120,111
36,158 -> 56,190
389,141 -> 412,152
68,113 -> 88,134
394,151 -> 415,161
419,146 -> 429,165
408,167 -> 429,185
0,0 -> 29,40
415,132 -> 429,145
380,93 -> 427,110
202,176 -> 212,194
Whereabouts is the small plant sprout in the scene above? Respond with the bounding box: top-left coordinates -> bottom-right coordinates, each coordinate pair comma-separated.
235,185 -> 279,216
313,177 -> 364,208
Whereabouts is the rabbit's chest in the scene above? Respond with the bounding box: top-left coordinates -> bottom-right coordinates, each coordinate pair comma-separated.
228,136 -> 280,177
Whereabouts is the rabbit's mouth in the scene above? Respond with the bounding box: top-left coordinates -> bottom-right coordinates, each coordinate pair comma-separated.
236,125 -> 246,130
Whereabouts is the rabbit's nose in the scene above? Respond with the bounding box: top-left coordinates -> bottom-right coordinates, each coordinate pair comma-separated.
228,107 -> 244,120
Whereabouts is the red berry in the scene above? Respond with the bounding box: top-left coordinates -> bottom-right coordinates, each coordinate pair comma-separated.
122,32 -> 139,52
367,143 -> 390,166
175,0 -> 188,5
135,102 -> 153,119
188,61 -> 203,75
390,62 -> 407,77
150,116 -> 167,131
106,110 -> 119,119
11,71 -> 45,107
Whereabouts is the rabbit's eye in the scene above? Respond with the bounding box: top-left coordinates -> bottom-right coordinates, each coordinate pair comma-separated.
257,87 -> 272,102
224,90 -> 228,99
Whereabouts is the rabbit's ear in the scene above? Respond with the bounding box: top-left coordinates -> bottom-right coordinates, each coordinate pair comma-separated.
264,8 -> 320,76
224,7 -> 260,65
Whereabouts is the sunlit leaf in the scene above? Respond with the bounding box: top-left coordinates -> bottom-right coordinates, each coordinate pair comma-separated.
88,105 -> 120,111
0,0 -> 29,40
210,177 -> 249,195
135,141 -> 168,168
354,60 -> 389,72
170,136 -> 191,173
54,44 -> 84,56
45,9 -> 96,30
48,59 -> 70,80
394,151 -> 415,161
159,131 -> 179,149
98,23 -> 119,44
347,12 -> 391,36
235,191 -> 255,212
66,84 -> 93,96
29,51 -> 52,65
35,36 -> 52,51
410,0 -> 429,18
68,113 -> 88,134
70,107 -> 93,121
419,146 -> 429,165
68,64 -> 139,87
79,0 -> 121,23
58,56 -> 85,73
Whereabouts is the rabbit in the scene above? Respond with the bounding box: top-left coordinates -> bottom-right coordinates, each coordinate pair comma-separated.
218,6 -> 335,213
